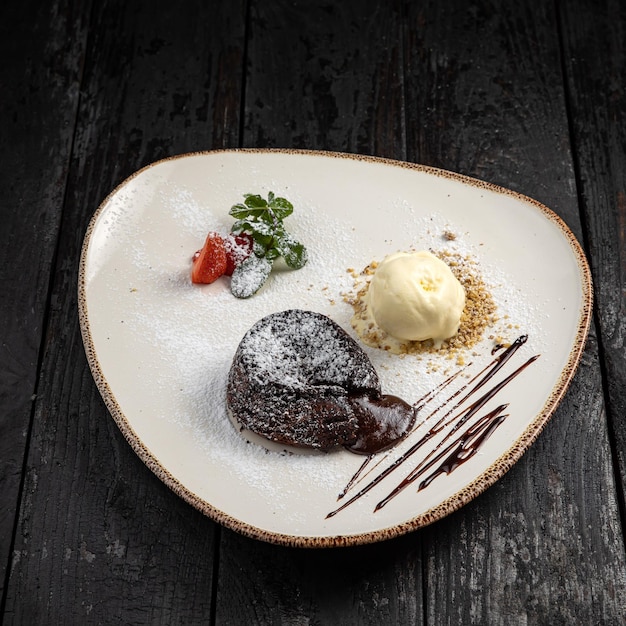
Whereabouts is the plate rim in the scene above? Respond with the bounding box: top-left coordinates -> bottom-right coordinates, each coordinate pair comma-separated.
78,148 -> 594,548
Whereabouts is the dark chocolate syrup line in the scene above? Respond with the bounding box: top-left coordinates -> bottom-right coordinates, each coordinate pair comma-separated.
408,335 -> 531,445
410,336 -> 526,447
326,337 -> 539,519
413,366 -> 467,411
428,353 -> 540,464
472,335 -> 528,395
417,410 -> 508,491
337,455 -> 371,500
374,405 -> 508,511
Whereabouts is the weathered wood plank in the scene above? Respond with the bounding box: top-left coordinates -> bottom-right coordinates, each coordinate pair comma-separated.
3,0 -> 626,623
559,0 -> 626,506
2,0 -> 246,622
241,0 -> 405,159
218,529 -> 422,625
403,1 -> 626,623
0,0 -> 90,603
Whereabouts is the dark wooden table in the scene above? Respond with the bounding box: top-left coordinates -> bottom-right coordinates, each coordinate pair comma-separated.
2,0 -> 626,623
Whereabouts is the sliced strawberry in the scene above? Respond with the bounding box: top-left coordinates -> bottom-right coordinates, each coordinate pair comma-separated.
191,232 -> 227,284
224,233 -> 254,276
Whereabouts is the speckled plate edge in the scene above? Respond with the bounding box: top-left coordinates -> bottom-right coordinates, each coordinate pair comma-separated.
78,148 -> 593,548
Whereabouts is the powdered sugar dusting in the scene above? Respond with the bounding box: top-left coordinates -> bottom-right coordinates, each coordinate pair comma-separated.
234,310 -> 377,389
110,188 -> 544,477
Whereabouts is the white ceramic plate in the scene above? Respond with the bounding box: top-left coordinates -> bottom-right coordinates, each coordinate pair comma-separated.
78,149 -> 592,547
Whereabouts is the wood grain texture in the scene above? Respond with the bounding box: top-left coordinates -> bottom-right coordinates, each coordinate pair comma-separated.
403,1 -> 626,623
2,0 -> 626,623
2,0 -> 245,622
216,529 -> 422,625
559,0 -> 626,502
0,0 -> 90,602
242,0 -> 405,158
405,0 -> 579,224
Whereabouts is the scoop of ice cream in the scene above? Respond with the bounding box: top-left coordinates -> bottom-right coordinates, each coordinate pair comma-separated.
366,250 -> 465,346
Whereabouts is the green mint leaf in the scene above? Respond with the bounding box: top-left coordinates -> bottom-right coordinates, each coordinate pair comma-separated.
232,218 -> 274,237
229,203 -> 251,219
248,218 -> 275,236
283,240 -> 308,269
273,230 -> 296,256
227,192 -> 306,289
230,193 -> 292,222
230,254 -> 273,298
270,220 -> 287,238
267,206 -> 292,221
243,194 -> 267,208
268,197 -> 293,220
230,206 -> 272,220
265,247 -> 281,261
251,232 -> 273,254
230,219 -> 248,235
255,208 -> 277,225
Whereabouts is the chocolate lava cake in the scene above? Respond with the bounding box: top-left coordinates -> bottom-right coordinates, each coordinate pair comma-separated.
226,309 -> 417,453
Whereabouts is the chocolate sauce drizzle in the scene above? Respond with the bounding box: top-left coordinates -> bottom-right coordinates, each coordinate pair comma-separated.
326,336 -> 539,518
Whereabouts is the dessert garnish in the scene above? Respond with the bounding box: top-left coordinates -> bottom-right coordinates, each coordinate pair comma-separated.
191,232 -> 228,284
226,310 -> 417,454
191,192 -> 308,298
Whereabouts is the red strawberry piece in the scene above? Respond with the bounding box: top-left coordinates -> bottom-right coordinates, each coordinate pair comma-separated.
224,233 -> 254,276
191,232 -> 228,284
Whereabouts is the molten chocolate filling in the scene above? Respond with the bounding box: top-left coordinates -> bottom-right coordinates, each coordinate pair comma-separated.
226,310 -> 416,454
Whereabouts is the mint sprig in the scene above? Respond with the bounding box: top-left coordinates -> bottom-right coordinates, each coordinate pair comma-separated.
228,192 -> 308,297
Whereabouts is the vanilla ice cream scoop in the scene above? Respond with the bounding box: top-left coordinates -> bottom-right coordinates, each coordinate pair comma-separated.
366,251 -> 465,347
